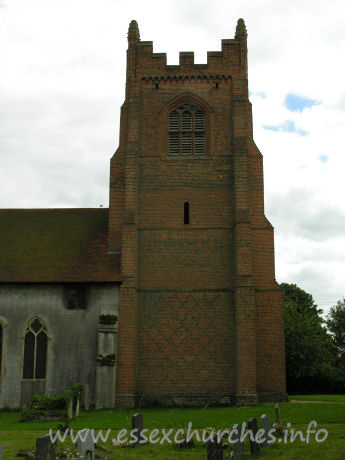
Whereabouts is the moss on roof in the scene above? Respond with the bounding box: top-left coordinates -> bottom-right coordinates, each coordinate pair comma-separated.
0,208 -> 121,282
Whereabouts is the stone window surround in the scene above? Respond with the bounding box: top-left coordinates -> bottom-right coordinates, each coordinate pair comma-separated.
22,317 -> 49,381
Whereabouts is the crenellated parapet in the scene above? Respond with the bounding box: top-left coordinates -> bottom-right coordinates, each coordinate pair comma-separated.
126,19 -> 248,80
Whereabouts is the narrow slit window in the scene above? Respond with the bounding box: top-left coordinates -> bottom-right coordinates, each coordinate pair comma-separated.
168,100 -> 205,155
23,318 -> 48,380
184,202 -> 190,224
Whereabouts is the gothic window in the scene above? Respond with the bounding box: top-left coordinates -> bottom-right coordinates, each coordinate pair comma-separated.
23,318 -> 48,380
169,100 -> 205,155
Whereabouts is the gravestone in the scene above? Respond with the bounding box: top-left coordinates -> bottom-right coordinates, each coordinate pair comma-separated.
206,438 -> 223,460
248,417 -> 260,456
260,414 -> 271,448
35,434 -> 56,460
84,383 -> 90,410
67,397 -> 73,419
75,397 -> 80,417
275,403 -> 280,424
231,424 -> 245,460
0,445 -> 3,460
132,413 -> 144,446
77,429 -> 95,460
176,439 -> 195,449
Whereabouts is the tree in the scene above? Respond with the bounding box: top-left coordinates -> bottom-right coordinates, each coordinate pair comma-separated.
281,283 -> 337,393
327,299 -> 345,359
281,282 -> 322,316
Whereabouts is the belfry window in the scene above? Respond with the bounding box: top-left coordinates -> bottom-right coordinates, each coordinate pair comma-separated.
23,318 -> 48,380
169,100 -> 205,155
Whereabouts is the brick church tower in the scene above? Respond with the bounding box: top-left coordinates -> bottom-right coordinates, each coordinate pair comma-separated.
108,19 -> 287,407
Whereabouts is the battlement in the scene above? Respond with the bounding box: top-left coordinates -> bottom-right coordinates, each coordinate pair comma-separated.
127,19 -> 247,79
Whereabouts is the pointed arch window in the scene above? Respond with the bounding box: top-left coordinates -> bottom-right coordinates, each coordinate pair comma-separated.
23,318 -> 48,380
169,100 -> 205,155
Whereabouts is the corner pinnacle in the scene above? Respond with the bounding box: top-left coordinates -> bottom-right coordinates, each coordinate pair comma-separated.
128,20 -> 140,43
235,18 -> 247,38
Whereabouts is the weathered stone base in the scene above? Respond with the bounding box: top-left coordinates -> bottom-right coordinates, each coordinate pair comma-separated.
233,393 -> 258,406
116,391 -> 289,408
258,392 -> 289,403
118,393 -> 234,408
115,393 -> 136,408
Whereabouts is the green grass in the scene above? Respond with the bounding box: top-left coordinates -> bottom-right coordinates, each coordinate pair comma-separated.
1,397 -> 345,459
290,394 -> 345,403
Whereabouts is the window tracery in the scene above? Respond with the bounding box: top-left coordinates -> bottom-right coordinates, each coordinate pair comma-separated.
168,100 -> 205,155
23,318 -> 48,380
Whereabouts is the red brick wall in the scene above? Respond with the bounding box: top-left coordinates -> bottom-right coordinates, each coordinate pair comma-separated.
111,21 -> 287,407
137,291 -> 235,405
256,289 -> 286,399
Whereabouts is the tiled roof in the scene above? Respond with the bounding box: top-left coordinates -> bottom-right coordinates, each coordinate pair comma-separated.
0,208 -> 121,282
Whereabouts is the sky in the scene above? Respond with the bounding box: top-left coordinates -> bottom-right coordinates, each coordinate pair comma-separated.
1,0 -> 345,315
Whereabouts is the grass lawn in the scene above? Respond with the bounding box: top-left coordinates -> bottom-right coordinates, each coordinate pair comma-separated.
1,397 -> 345,458
290,394 -> 345,403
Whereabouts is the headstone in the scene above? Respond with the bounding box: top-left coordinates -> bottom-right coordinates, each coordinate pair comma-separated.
67,398 -> 73,419
84,383 -> 90,410
176,439 -> 195,449
131,413 -> 144,446
75,397 -> 80,417
36,434 -> 56,460
248,417 -> 260,456
206,439 -> 223,460
231,424 -> 245,460
77,429 -> 95,460
0,445 -> 3,460
275,403 -> 280,424
260,414 -> 271,448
